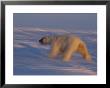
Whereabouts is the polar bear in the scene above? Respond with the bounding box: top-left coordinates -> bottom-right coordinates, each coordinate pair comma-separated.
39,35 -> 91,62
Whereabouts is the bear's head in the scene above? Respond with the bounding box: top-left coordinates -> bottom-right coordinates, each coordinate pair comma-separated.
39,36 -> 51,45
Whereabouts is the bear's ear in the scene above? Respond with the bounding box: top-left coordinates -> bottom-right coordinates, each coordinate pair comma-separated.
44,36 -> 48,39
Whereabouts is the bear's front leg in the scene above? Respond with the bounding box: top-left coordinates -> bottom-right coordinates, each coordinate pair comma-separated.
49,39 -> 61,59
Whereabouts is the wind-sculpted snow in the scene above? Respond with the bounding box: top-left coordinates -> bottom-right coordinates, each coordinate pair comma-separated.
13,27 -> 97,75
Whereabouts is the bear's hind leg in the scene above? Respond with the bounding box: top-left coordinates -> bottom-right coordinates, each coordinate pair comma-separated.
63,38 -> 80,62
78,41 -> 92,62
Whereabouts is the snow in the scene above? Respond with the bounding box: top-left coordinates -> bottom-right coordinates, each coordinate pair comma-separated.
13,27 -> 97,75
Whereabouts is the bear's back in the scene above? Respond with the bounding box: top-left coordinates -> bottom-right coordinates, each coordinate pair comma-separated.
53,35 -> 74,52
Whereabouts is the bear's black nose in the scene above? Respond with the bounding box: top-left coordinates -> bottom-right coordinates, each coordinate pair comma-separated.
39,38 -> 43,43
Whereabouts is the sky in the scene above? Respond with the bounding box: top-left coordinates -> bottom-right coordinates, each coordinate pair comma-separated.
13,13 -> 97,32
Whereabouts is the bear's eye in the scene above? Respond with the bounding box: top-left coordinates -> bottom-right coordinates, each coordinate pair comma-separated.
43,38 -> 47,43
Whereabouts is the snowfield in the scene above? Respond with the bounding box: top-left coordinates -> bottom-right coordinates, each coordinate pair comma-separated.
13,27 -> 97,75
